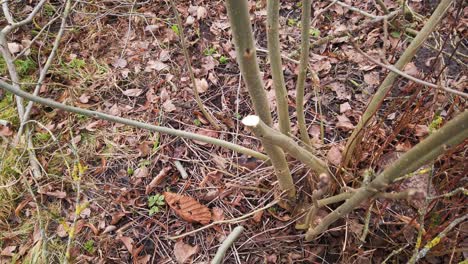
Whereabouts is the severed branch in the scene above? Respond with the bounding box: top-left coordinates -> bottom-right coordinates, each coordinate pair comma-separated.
352,43 -> 468,98
305,110 -> 468,240
226,0 -> 295,200
242,115 -> 330,176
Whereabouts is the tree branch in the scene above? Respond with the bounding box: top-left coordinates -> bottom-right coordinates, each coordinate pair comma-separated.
343,0 -> 454,166
352,43 -> 468,98
266,0 -> 291,135
0,80 -> 268,160
242,115 -> 330,176
16,0 -> 73,142
295,0 -> 313,146
306,110 -> 468,240
226,0 -> 295,200
168,0 -> 220,130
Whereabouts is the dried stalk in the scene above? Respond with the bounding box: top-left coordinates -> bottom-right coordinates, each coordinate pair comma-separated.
343,0 -> 454,166
242,115 -> 329,176
0,80 -> 268,160
226,0 -> 295,199
305,110 -> 468,240
168,0 -> 220,130
295,0 -> 313,146
266,0 -> 291,135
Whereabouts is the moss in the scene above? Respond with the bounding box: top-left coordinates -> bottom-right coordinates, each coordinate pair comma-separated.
0,93 -> 20,126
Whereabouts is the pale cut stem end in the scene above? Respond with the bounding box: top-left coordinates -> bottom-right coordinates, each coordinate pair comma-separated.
242,115 -> 260,127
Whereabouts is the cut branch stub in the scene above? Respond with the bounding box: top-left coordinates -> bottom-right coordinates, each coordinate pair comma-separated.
242,115 -> 330,177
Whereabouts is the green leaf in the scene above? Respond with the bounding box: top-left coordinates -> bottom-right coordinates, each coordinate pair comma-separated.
193,119 -> 202,126
219,55 -> 229,64
171,24 -> 180,35
390,31 -> 401,38
149,206 -> 159,215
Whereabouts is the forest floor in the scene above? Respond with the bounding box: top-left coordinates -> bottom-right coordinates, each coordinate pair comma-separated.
0,0 -> 466,263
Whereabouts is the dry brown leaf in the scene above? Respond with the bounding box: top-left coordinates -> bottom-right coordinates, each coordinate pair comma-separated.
145,60 -> 168,72
339,102 -> 351,113
193,129 -> 219,145
336,115 -> 355,131
173,241 -> 199,264
134,167 -> 149,178
162,100 -> 176,112
212,207 -> 225,222
327,145 -> 342,166
119,236 -> 134,253
123,89 -> 143,97
363,72 -> 380,86
146,166 -> 171,194
1,246 -> 16,257
164,192 -> 211,225
0,125 -> 13,137
195,78 -> 209,93
252,210 -> 264,223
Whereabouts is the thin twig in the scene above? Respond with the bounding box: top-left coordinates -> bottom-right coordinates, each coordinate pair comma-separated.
353,43 -> 468,98
16,0 -> 73,141
295,0 -> 313,146
0,80 -> 268,160
168,0 -> 220,130
411,214 -> 468,263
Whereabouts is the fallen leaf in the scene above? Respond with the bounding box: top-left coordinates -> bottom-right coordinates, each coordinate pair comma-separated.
193,129 -> 219,146
134,166 -> 149,178
0,125 -> 13,137
78,93 -> 90,103
39,190 -> 67,199
111,212 -> 126,225
162,100 -> 176,112
173,241 -> 199,264
196,6 -> 208,20
119,236 -> 134,253
112,58 -> 127,68
309,125 -> 321,140
339,102 -> 351,113
195,78 -> 209,93
145,60 -> 168,72
252,210 -> 264,223
411,124 -> 429,137
1,246 -> 16,257
123,89 -> 143,97
146,166 -> 171,194
327,145 -> 342,166
328,82 -> 351,100
7,42 -> 22,54
164,192 -> 211,224
212,207 -> 225,222
102,225 -> 116,234
336,115 -> 355,131
363,72 -> 380,86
